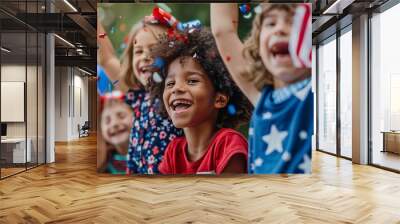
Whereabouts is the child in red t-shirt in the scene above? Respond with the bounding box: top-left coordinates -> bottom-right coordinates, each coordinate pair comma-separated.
149,27 -> 252,174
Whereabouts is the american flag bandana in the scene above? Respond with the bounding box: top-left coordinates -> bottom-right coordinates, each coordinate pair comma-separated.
152,7 -> 179,28
289,3 -> 312,68
100,90 -> 126,109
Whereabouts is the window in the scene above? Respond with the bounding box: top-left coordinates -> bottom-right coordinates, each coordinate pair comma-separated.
317,36 -> 337,154
339,28 -> 352,158
371,3 -> 400,171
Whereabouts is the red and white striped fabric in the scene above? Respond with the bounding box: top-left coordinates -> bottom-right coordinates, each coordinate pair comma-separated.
289,3 -> 312,68
152,7 -> 179,28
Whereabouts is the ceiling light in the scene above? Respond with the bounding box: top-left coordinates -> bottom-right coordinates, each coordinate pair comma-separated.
63,0 -> 78,12
1,47 -> 11,53
54,34 -> 75,48
78,67 -> 93,76
323,0 -> 355,15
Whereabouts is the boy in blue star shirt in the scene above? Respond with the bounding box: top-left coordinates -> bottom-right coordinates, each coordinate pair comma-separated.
211,4 -> 313,173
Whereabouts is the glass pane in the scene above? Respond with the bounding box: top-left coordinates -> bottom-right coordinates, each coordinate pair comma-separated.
317,37 -> 337,154
38,32 -> 45,165
371,4 -> 400,171
339,29 -> 352,158
1,31 -> 27,177
27,31 -> 38,169
312,46 -> 317,151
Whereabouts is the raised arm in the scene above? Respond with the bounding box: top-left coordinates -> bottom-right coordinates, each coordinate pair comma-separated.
211,3 -> 260,106
97,22 -> 121,82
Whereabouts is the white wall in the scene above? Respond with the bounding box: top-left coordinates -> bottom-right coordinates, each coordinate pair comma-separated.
1,65 -> 35,138
54,67 -> 89,141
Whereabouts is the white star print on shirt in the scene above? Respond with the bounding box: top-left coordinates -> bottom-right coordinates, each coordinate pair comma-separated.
298,154 -> 311,173
254,157 -> 263,167
293,82 -> 312,101
249,128 -> 254,136
262,112 -> 272,120
282,151 -> 291,161
263,125 -> 288,155
299,130 -> 308,140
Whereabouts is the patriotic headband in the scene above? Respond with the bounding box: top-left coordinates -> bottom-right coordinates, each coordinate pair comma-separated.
289,3 -> 312,68
100,90 -> 126,108
152,7 -> 201,32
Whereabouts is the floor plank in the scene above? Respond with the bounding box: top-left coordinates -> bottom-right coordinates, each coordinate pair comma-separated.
0,134 -> 400,223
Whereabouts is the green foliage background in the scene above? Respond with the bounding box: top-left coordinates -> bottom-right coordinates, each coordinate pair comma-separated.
98,3 -> 255,57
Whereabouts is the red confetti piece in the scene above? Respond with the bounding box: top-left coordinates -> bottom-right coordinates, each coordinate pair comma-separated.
226,56 -> 231,61
99,33 -> 106,38
123,35 -> 129,44
232,20 -> 238,24
246,4 -> 251,12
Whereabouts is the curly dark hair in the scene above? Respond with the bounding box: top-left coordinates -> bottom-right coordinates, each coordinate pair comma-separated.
148,27 -> 252,129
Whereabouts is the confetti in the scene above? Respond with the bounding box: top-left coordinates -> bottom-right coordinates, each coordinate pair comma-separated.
227,104 -> 237,115
168,41 -> 174,48
254,5 -> 262,14
110,27 -> 116,34
123,35 -> 129,44
243,13 -> 253,19
152,72 -> 163,83
153,57 -> 165,69
177,20 -> 201,32
239,4 -> 252,19
99,33 -> 106,38
226,56 -> 231,61
192,53 -> 197,58
239,4 -> 251,15
120,43 -> 127,49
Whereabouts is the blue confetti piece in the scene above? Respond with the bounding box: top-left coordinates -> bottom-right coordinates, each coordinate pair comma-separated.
227,104 -> 237,115
177,20 -> 202,32
239,4 -> 250,15
153,57 -> 165,69
239,4 -> 252,19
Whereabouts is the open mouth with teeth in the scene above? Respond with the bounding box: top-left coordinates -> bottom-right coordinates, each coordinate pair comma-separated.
170,99 -> 193,113
270,41 -> 290,58
138,65 -> 153,78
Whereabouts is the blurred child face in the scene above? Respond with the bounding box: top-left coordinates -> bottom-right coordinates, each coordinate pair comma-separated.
132,28 -> 159,86
101,101 -> 133,148
259,8 -> 310,87
163,57 -> 227,128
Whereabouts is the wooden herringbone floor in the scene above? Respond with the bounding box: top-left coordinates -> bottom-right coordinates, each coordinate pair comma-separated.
0,134 -> 400,224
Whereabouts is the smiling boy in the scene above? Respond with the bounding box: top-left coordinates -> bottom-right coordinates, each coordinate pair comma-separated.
149,28 -> 252,174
